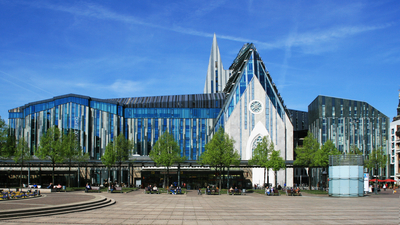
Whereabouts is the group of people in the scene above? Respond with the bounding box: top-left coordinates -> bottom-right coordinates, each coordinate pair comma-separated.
205,185 -> 219,194
229,187 -> 240,194
146,184 -> 159,194
46,183 -> 62,189
169,184 -> 182,195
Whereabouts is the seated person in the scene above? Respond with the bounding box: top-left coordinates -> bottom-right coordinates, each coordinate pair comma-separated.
56,184 -> 62,189
152,185 -> 158,193
110,185 -> 114,193
266,187 -> 270,195
47,183 -> 53,189
169,184 -> 176,195
198,187 -> 202,195
85,183 -> 91,192
230,187 -> 234,193
234,187 -> 239,193
295,187 -> 300,194
206,186 -> 211,195
33,183 -> 38,188
147,184 -> 152,194
176,186 -> 182,194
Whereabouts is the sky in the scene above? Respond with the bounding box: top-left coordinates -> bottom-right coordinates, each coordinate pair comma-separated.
0,0 -> 399,123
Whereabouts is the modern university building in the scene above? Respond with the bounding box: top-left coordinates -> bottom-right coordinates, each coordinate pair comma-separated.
6,35 -> 293,188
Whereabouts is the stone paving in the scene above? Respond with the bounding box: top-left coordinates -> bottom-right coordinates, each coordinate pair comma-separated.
1,189 -> 399,225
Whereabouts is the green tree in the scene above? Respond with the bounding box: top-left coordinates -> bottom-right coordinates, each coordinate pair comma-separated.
101,142 -> 116,190
365,147 -> 387,194
37,126 -> 64,185
150,131 -> 185,188
248,136 -> 272,187
348,145 -> 363,155
268,148 -> 286,188
221,133 -> 240,189
314,140 -> 341,168
62,130 -> 82,187
0,118 -> 7,154
199,128 -> 239,191
114,133 -> 133,185
14,137 -> 32,187
1,133 -> 16,159
294,132 -> 319,190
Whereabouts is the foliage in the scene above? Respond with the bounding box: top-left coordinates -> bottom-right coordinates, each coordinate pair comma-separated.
268,148 -> 286,188
62,130 -> 82,187
114,133 -> 134,184
248,136 -> 272,186
0,118 -> 7,155
365,147 -> 387,171
2,132 -> 16,159
14,137 -> 32,187
199,128 -> 240,190
294,132 -> 319,190
314,140 -> 341,168
101,141 -> 116,188
348,145 -> 363,155
37,126 -> 64,184
150,131 -> 185,187
294,132 -> 319,167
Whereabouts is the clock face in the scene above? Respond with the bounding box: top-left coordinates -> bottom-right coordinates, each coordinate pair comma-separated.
249,100 -> 263,114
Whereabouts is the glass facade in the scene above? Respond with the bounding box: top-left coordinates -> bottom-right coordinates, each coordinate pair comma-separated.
308,95 -> 389,157
9,93 -> 224,160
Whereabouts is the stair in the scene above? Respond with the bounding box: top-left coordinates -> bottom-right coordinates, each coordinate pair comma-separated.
0,196 -> 116,220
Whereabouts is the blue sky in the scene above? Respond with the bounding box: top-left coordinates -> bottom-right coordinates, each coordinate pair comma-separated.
0,0 -> 399,122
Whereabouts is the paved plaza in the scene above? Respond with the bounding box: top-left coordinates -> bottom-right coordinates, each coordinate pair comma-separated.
0,190 -> 398,225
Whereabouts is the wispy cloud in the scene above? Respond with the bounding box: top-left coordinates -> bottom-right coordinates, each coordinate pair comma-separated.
17,1 -> 395,51
0,70 -> 54,96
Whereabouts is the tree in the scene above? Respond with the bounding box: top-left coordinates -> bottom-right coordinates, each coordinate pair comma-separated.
348,145 -> 363,155
365,147 -> 387,194
149,131 -> 185,188
114,133 -> 133,185
268,148 -> 286,189
101,142 -> 116,190
1,132 -> 16,159
0,118 -> 7,155
199,128 -> 239,191
221,133 -> 240,189
314,140 -> 341,168
62,130 -> 82,187
248,136 -> 272,187
294,132 -> 319,190
14,137 -> 32,187
37,126 -> 64,185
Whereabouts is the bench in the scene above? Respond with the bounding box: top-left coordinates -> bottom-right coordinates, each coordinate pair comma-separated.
144,187 -> 160,194
87,186 -> 101,193
267,189 -> 280,196
207,189 -> 220,195
228,190 -> 242,195
113,187 -> 123,193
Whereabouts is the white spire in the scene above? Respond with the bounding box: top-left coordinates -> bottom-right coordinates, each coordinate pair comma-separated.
203,34 -> 231,94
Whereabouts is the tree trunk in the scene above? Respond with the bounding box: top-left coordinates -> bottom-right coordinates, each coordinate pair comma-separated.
267,168 -> 270,187
108,167 -> 111,192
218,165 -> 222,192
20,161 -> 23,188
263,167 -> 266,187
119,162 -> 122,185
167,166 -> 169,189
308,168 -> 312,190
52,162 -> 55,185
227,167 -> 230,189
274,170 -> 277,189
68,159 -> 71,187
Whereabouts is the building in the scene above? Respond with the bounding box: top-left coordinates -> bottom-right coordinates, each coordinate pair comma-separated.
308,95 -> 389,177
6,35 -> 294,188
211,42 -> 294,187
390,93 -> 400,181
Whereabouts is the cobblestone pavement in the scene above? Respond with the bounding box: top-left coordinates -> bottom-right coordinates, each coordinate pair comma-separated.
1,190 -> 398,225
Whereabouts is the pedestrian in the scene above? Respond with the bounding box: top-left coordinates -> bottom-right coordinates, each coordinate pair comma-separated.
383,184 -> 386,191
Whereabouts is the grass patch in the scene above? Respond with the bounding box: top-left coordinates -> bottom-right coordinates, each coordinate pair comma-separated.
300,189 -> 328,195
